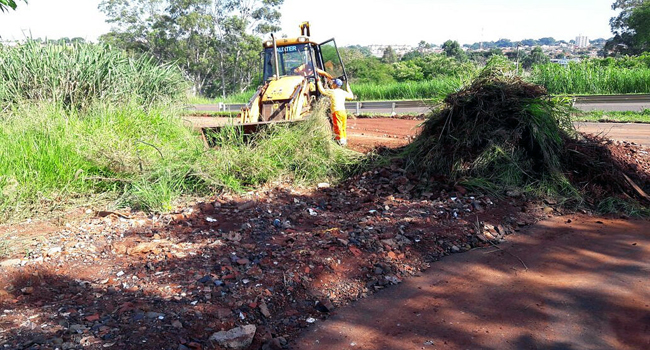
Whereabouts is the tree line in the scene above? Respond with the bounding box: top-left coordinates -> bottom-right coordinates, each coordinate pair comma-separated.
98,0 -> 283,98
3,0 -> 650,97
342,42 -> 551,85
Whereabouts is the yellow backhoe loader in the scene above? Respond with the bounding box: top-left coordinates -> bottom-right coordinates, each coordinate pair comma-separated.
202,22 -> 349,144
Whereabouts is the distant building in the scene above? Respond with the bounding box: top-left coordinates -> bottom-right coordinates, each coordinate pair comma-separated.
367,45 -> 413,58
575,35 -> 589,48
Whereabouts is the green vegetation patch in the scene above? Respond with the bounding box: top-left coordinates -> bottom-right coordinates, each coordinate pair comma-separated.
531,60 -> 650,95
574,109 -> 650,123
0,41 -> 188,111
352,78 -> 467,102
0,100 -> 359,222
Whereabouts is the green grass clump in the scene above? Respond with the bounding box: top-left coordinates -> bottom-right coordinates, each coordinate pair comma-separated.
574,109 -> 650,123
0,100 -> 359,222
0,102 -> 202,218
202,101 -> 360,190
0,40 -> 187,111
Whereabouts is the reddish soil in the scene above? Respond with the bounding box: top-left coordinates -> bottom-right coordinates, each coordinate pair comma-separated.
182,115 -> 650,152
346,118 -> 421,153
294,214 -> 650,350
1,116 -> 648,350
0,165 -> 540,350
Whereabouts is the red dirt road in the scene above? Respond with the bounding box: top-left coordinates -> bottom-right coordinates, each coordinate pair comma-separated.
184,116 -> 650,152
347,119 -> 650,151
294,214 -> 650,350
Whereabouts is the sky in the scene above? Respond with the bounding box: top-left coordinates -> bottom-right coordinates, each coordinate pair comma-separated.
0,0 -> 618,46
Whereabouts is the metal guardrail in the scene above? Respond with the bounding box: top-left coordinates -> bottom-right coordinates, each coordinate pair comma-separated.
573,94 -> 650,103
191,94 -> 650,113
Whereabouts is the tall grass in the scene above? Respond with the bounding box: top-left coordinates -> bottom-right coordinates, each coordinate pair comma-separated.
531,61 -> 650,95
0,41 -> 188,111
575,109 -> 650,122
0,100 -> 358,222
347,78 -> 468,101
203,102 -> 359,190
0,102 -> 201,218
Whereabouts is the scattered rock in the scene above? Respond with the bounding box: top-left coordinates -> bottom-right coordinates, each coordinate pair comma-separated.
0,258 -> 22,267
209,325 -> 257,349
259,301 -> 272,318
46,246 -> 62,256
315,299 -> 335,313
506,190 -> 522,198
145,312 -> 165,319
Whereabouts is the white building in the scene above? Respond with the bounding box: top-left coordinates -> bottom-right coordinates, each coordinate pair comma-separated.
367,45 -> 413,58
575,35 -> 589,48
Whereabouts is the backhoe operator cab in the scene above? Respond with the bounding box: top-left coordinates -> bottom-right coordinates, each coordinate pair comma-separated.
240,22 -> 348,124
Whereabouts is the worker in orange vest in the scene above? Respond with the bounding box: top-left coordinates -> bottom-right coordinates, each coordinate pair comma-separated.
317,78 -> 355,146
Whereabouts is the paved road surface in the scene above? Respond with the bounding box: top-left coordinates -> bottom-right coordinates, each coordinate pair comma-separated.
293,215 -> 650,350
185,116 -> 650,147
346,119 -> 650,147
575,102 -> 650,112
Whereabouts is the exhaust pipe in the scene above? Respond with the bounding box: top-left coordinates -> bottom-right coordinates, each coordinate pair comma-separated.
271,33 -> 280,80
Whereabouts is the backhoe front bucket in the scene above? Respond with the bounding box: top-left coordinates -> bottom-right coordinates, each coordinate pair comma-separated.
200,119 -> 302,148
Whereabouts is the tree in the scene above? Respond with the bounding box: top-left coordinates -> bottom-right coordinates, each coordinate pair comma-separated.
488,48 -> 503,57
392,61 -> 423,82
520,39 -> 537,47
606,0 -> 650,55
442,40 -> 466,61
0,0 -> 26,12
401,49 -> 423,61
381,46 -> 398,64
417,40 -> 432,53
521,46 -> 549,69
345,56 -> 395,84
495,38 -> 513,48
343,45 -> 373,58
538,37 -> 557,46
99,0 -> 283,97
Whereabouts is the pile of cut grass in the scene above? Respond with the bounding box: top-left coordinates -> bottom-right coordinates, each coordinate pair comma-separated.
404,68 -> 575,190
401,67 -> 650,212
